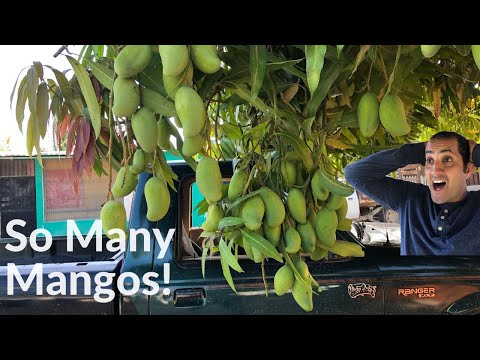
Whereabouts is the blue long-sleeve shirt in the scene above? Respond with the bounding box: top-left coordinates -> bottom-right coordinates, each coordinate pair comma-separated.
344,143 -> 480,255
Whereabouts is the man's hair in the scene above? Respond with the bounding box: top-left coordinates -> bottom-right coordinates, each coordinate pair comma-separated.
430,131 -> 469,170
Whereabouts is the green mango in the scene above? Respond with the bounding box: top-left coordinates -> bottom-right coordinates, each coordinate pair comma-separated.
158,45 -> 189,76
287,188 -> 307,224
472,45 -> 480,71
196,156 -> 223,203
100,200 -> 126,240
379,94 -> 411,137
240,196 -> 265,231
202,204 -> 224,232
174,86 -> 206,137
258,187 -> 286,227
182,134 -> 205,157
130,149 -> 145,175
274,265 -> 294,296
264,224 -> 281,247
297,222 -> 316,253
315,207 -> 338,248
111,166 -> 138,198
357,92 -> 379,138
114,45 -> 152,78
284,227 -> 301,253
420,45 -> 442,58
228,169 -> 248,201
131,107 -> 158,153
157,117 -> 172,151
190,45 -> 221,74
112,78 -> 140,118
144,176 -> 170,222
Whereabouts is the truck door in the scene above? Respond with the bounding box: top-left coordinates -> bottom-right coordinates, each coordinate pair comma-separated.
380,257 -> 480,315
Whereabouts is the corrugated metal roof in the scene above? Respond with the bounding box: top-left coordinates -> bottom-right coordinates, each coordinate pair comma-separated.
0,150 -> 67,159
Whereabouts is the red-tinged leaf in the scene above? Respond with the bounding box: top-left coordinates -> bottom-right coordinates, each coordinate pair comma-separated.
81,117 -> 91,154
84,133 -> 96,176
58,114 -> 71,145
74,126 -> 84,161
91,77 -> 102,102
73,177 -> 79,194
66,116 -> 81,155
77,152 -> 85,178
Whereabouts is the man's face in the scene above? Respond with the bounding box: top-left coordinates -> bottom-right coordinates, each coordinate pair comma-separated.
425,137 -> 472,204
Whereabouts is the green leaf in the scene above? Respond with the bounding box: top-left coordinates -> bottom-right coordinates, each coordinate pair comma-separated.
306,45 -> 327,94
228,83 -> 276,116
222,122 -> 242,140
350,45 -> 371,77
329,240 -> 365,257
250,45 -> 267,99
219,239 -> 244,273
336,110 -> 359,129
325,110 -> 345,134
138,55 -> 165,95
306,61 -> 341,117
241,229 -> 283,263
198,70 -> 224,100
93,156 -> 104,177
266,52 -> 306,81
194,197 -> 209,215
280,247 -> 315,292
326,137 -> 354,150
93,45 -> 104,59
456,45 -> 471,56
33,61 -> 43,79
225,189 -> 261,214
46,66 -> 73,103
25,113 -> 35,157
36,82 -> 50,139
10,68 -> 28,108
276,132 -> 314,172
250,121 -> 270,140
220,252 -> 237,293
387,45 -> 402,94
26,67 -> 38,115
266,58 -> 303,72
341,127 -> 358,144
66,56 -> 101,139
142,88 -> 177,118
15,78 -> 28,133
301,117 -> 315,139
82,58 -> 114,90
218,217 -> 245,230
337,45 -> 344,58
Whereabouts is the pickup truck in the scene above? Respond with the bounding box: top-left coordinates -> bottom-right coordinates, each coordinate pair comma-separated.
1,160 -> 480,315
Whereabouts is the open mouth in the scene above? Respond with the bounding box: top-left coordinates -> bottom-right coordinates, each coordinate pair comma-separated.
432,180 -> 447,191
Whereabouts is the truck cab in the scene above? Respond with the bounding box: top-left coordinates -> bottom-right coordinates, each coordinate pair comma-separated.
121,161 -> 480,315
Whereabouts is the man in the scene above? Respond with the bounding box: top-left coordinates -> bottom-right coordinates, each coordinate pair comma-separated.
344,131 -> 480,255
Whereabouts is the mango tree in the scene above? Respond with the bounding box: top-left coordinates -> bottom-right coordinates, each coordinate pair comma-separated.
11,45 -> 480,311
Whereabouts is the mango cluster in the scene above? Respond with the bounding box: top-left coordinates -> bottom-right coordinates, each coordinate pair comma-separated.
197,155 -> 363,312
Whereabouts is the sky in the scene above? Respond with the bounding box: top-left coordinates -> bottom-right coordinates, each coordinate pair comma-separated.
0,45 -> 82,154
